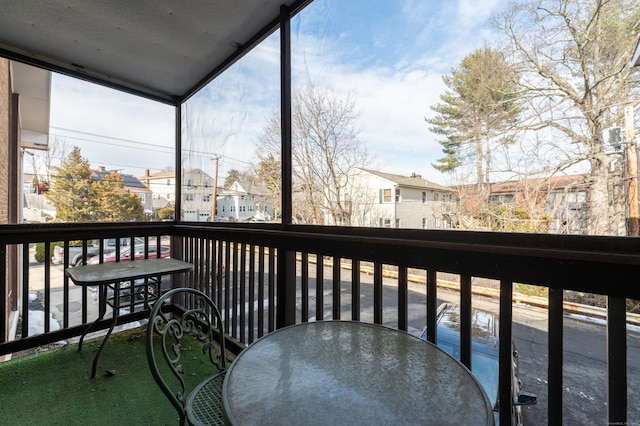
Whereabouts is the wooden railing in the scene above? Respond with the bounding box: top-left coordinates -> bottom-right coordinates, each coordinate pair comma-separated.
2,222 -> 639,424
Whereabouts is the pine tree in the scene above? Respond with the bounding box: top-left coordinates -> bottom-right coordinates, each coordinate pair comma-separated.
46,147 -> 98,222
94,171 -> 146,222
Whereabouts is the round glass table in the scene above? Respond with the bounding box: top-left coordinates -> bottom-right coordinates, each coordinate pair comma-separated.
222,321 -> 494,425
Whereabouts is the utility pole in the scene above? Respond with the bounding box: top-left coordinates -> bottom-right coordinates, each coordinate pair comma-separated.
211,155 -> 220,222
625,105 -> 638,236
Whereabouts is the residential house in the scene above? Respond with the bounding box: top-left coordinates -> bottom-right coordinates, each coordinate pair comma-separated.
92,166 -> 152,213
217,181 -> 273,222
342,168 -> 457,229
456,174 -> 592,234
142,168 -> 216,221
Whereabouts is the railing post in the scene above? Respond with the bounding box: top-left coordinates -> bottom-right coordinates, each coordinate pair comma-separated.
277,250 -> 296,328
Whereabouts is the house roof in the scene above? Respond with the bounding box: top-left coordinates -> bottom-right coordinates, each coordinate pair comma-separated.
91,170 -> 148,190
0,0 -> 311,104
144,169 -> 209,180
488,174 -> 589,196
225,181 -> 271,196
360,169 -> 451,191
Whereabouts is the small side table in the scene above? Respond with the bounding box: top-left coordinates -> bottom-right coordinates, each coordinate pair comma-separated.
66,258 -> 194,378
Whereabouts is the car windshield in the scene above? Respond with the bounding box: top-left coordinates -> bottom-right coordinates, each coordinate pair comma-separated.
437,341 -> 499,407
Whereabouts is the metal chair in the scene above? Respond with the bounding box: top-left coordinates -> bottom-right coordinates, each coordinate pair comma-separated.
146,287 -> 227,426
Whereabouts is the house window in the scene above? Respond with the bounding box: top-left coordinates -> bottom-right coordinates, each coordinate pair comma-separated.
383,189 -> 392,203
395,219 -> 400,228
434,216 -> 441,228
185,194 -> 194,201
203,195 -> 211,202
166,179 -> 170,185
186,179 -> 193,187
383,218 -> 392,228
422,192 -> 427,203
204,181 -> 210,188
422,218 -> 426,229
434,193 -> 439,201
395,188 -> 401,202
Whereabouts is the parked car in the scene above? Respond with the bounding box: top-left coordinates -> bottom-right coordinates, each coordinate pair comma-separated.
87,244 -> 171,301
87,244 -> 171,264
51,237 -> 144,266
420,303 -> 537,426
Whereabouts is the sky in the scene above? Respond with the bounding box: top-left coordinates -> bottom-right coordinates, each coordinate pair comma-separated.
41,0 -> 507,185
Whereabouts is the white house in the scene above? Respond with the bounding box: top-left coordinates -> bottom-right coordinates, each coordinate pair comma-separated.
142,169 -> 216,221
341,168 -> 458,229
217,181 -> 273,222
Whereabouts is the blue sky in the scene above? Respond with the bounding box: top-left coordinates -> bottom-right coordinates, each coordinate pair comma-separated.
44,0 -> 506,184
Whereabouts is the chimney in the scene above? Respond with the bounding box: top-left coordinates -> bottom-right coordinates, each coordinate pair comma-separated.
144,169 -> 150,188
411,172 -> 422,179
98,166 -> 106,172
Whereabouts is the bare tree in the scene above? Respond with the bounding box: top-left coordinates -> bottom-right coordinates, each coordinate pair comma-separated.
255,85 -> 371,225
27,136 -> 70,184
494,0 -> 640,235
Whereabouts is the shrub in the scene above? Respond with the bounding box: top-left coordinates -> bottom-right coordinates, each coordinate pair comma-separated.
34,240 -> 83,263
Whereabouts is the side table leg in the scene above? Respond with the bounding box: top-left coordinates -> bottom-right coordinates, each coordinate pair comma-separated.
89,283 -> 119,378
90,311 -> 118,378
79,285 -> 107,352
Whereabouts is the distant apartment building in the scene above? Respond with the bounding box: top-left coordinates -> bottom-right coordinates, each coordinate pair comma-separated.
340,168 -> 457,229
217,181 -> 273,222
457,174 -> 591,234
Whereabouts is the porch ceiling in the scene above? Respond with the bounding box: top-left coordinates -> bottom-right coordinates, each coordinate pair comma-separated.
0,0 -> 309,104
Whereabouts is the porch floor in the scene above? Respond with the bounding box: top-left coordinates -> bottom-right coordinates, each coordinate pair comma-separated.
0,326 -> 211,425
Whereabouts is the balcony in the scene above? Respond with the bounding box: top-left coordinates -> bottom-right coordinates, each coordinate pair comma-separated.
1,221 -> 639,424
2,2 -> 640,425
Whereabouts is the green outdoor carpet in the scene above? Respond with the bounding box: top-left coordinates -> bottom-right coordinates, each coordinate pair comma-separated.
0,326 -> 216,425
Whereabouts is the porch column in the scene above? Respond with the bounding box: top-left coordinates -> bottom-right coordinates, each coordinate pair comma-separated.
277,4 -> 296,328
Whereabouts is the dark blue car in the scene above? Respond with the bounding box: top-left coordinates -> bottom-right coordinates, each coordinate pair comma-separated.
420,303 -> 537,425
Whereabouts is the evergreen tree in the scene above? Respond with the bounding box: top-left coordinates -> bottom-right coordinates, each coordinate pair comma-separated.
428,48 -> 521,185
46,147 -> 146,222
95,171 -> 146,222
46,147 -> 98,222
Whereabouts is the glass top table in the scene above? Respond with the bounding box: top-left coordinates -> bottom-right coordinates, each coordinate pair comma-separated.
222,321 -> 494,425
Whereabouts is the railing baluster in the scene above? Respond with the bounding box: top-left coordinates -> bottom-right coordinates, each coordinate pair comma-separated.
373,262 -> 383,324
21,244 -> 30,335
426,270 -> 437,344
240,242 -> 246,343
301,252 -> 309,322
316,254 -> 324,321
268,247 -> 276,332
499,279 -> 513,426
248,244 -> 255,343
351,259 -> 360,321
398,265 -> 408,331
44,243 -> 51,333
548,287 -> 563,425
333,256 -> 340,320
258,246 -> 265,338
232,242 -> 239,339
224,241 -> 231,334
460,274 -> 472,369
